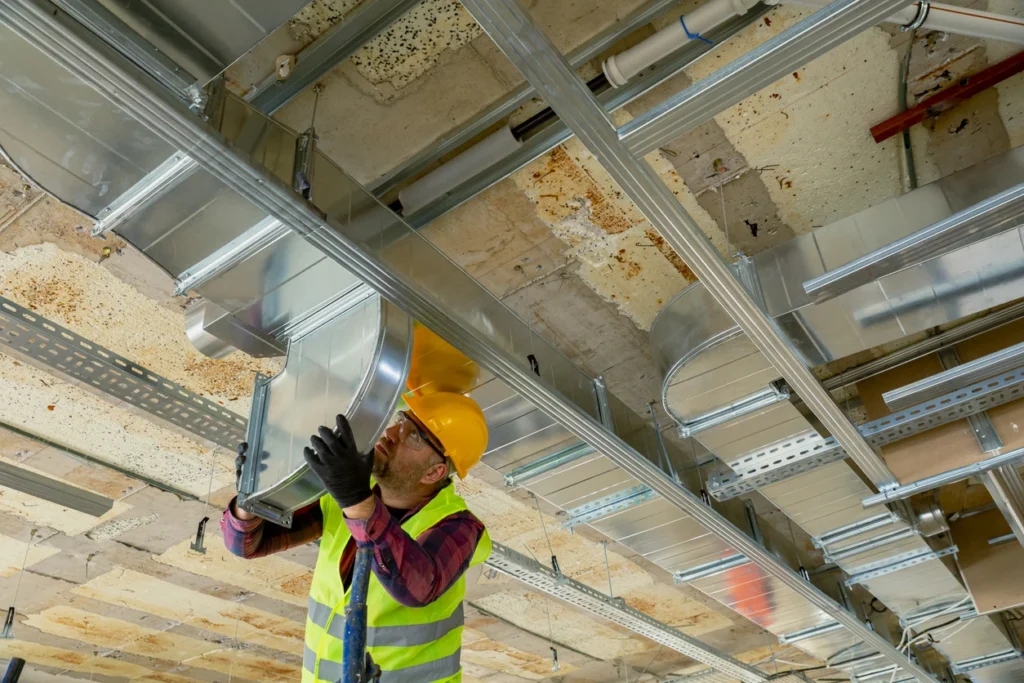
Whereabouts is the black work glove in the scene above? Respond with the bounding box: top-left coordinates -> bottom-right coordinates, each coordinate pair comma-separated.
304,414 -> 374,509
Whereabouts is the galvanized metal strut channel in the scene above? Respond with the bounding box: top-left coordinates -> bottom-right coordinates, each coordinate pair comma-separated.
0,1 -> 928,680
485,542 -> 770,682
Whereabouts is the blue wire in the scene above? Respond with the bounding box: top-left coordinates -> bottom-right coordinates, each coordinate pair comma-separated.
680,15 -> 714,45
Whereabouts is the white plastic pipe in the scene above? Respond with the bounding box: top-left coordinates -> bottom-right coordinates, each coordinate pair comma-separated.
602,0 -> 1024,88
603,0 -> 761,86
777,0 -> 1024,43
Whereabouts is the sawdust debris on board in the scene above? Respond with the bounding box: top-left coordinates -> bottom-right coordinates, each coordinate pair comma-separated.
0,244 -> 279,411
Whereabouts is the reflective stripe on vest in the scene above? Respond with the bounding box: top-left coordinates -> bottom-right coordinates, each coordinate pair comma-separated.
304,643 -> 462,683
309,595 -> 466,647
302,484 -> 492,683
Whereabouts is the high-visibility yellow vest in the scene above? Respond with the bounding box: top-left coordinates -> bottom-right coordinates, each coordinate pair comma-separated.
302,484 -> 492,683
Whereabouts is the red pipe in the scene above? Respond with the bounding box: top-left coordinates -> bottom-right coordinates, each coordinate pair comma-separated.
870,50 -> 1024,144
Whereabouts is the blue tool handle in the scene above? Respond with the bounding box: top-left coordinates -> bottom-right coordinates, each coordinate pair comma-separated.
341,546 -> 374,683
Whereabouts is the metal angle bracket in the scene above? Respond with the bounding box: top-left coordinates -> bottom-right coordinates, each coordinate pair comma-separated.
0,296 -> 247,450
678,382 -> 790,438
844,546 -> 958,587
824,528 -> 918,564
950,649 -> 1022,675
814,511 -> 903,549
92,153 -> 198,235
562,484 -> 658,529
778,620 -> 844,645
503,442 -> 596,487
673,554 -> 750,583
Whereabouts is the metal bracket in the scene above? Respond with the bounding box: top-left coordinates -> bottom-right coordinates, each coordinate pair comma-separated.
900,0 -> 930,31
1,606 -> 13,639
562,484 -> 657,529
92,153 -> 198,235
824,528 -> 918,564
189,516 -> 209,554
0,297 -> 247,450
673,554 -> 749,583
814,512 -> 902,549
950,649 -> 1022,675
237,373 -> 271,502
503,443 -> 596,487
778,621 -> 844,645
844,546 -> 958,587
593,375 -> 613,429
677,382 -> 789,438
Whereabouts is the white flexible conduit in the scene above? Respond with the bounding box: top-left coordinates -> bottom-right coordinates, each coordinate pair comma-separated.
602,0 -> 1024,88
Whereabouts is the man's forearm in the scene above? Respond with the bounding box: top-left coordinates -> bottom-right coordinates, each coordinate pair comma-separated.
221,498 -> 324,558
346,498 -> 484,607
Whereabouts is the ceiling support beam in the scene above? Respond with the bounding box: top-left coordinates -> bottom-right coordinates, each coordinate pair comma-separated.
399,8 -> 766,227
0,2 -> 930,680
246,0 -> 423,114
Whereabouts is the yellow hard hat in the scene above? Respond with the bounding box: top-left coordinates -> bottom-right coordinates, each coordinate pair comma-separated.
406,323 -> 479,396
404,391 -> 488,479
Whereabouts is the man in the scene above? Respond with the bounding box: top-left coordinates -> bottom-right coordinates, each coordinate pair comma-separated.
222,390 -> 490,683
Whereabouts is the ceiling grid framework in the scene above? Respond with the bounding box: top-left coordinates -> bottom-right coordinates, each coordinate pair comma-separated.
0,0 -> 1023,681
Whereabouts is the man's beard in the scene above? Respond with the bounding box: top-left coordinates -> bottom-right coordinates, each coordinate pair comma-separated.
372,456 -> 417,495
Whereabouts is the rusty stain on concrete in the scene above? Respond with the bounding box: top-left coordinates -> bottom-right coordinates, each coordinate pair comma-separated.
25,606 -> 212,660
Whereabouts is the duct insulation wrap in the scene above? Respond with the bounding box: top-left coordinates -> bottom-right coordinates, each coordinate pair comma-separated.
238,293 -> 413,525
398,126 -> 522,214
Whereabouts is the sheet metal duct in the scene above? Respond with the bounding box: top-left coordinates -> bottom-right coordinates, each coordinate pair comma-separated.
53,0 -> 313,84
651,149 -> 1024,681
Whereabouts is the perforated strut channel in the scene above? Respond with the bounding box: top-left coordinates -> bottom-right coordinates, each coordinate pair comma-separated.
843,546 -> 958,586
485,542 -> 769,682
562,484 -> 657,529
0,296 -> 247,449
708,365 -> 1024,499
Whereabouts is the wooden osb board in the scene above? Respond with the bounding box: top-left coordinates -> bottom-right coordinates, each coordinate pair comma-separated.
949,508 -> 1024,614
856,320 -> 1024,484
